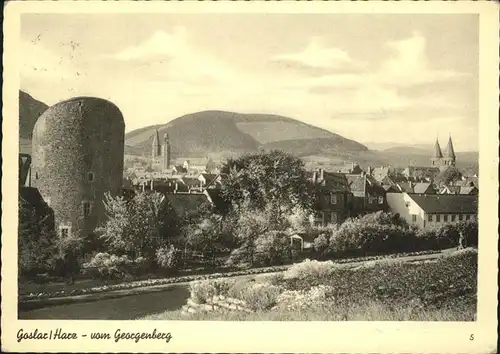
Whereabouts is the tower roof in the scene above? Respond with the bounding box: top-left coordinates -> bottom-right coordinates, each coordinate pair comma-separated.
433,138 -> 443,158
445,136 -> 456,158
152,128 -> 161,147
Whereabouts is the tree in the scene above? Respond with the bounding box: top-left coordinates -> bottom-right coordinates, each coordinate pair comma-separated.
435,166 -> 462,186
96,190 -> 174,261
18,199 -> 58,275
220,150 -> 313,224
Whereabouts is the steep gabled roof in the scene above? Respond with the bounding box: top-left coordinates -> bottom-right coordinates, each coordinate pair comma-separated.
433,139 -> 443,158
165,193 -> 211,219
445,136 -> 456,158
408,194 -> 477,214
413,182 -> 433,194
314,171 -> 351,193
460,186 -> 478,195
346,174 -> 366,197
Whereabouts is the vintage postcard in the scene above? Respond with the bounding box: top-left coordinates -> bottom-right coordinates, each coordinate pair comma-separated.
2,0 -> 498,352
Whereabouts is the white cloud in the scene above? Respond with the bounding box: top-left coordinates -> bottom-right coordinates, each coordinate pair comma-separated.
112,27 -> 189,61
376,32 -> 469,87
272,36 -> 364,70
110,28 -> 236,83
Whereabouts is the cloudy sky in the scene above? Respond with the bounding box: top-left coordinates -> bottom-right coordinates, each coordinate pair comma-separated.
20,14 -> 478,151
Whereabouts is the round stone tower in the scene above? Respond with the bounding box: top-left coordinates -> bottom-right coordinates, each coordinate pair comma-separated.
31,97 -> 125,243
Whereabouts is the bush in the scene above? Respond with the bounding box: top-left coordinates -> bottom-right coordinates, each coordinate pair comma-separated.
189,279 -> 232,304
226,244 -> 253,268
276,285 -> 335,311
253,231 -> 292,266
82,252 -> 144,279
313,234 -> 329,254
416,220 -> 478,250
283,259 -> 336,281
155,245 -> 181,271
238,282 -> 282,311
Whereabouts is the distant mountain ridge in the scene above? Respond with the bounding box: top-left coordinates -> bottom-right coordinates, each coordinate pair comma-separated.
19,90 -> 49,140
18,92 -> 477,172
124,110 -> 368,157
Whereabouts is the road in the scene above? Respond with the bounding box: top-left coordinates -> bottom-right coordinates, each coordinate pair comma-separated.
18,283 -> 190,320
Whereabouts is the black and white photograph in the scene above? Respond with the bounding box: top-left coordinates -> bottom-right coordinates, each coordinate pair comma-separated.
2,1 -> 498,353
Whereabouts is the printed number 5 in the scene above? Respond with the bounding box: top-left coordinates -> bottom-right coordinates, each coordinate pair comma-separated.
469,334 -> 474,341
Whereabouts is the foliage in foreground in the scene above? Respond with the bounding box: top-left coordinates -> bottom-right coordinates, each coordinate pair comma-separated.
147,248 -> 477,321
144,300 -> 475,321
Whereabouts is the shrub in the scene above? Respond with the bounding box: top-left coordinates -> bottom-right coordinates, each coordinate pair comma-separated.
238,282 -> 282,311
283,259 -> 336,281
276,285 -> 335,310
226,244 -> 253,268
189,279 -> 232,304
326,213 -> 414,256
155,245 -> 181,271
82,252 -> 141,279
313,233 -> 329,254
416,220 -> 478,250
253,231 -> 292,266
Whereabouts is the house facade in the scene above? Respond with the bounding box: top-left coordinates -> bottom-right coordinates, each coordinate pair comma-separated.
346,173 -> 388,217
310,169 -> 352,226
386,192 -> 478,228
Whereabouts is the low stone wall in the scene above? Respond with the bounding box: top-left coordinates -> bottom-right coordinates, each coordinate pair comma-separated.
181,295 -> 253,316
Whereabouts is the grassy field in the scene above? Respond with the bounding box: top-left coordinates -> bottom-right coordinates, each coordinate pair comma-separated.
142,248 -> 477,321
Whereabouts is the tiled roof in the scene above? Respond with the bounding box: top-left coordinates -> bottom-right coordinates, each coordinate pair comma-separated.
345,174 -> 366,197
204,189 -> 229,214
408,194 -> 478,214
460,186 -> 478,195
200,173 -> 218,184
413,182 -> 433,194
165,193 -> 211,219
313,171 -> 351,193
181,177 -> 201,188
19,187 -> 47,207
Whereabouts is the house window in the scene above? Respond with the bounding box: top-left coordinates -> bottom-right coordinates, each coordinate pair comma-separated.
436,214 -> 441,222
451,214 -> 456,222
35,172 -> 39,180
330,212 -> 338,223
458,214 -> 463,221
88,171 -> 94,182
465,215 -> 470,221
82,201 -> 91,218
59,225 -> 71,238
378,196 -> 384,204
330,194 -> 337,205
428,214 -> 432,222
443,215 -> 448,222
314,212 -> 325,227
411,215 -> 417,223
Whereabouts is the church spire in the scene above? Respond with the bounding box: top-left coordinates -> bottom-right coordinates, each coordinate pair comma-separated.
445,134 -> 456,158
433,138 -> 443,158
152,127 -> 161,158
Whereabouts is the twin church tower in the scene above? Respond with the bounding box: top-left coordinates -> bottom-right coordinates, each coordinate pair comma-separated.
431,135 -> 456,170
151,127 -> 171,171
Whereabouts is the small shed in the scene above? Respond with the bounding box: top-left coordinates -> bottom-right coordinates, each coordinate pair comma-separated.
289,232 -> 317,251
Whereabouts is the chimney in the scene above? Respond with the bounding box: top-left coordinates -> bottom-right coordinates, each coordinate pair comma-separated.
312,171 -> 317,183
319,168 -> 324,181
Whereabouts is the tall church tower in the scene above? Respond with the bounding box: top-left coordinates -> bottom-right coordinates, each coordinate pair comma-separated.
151,128 -> 161,166
430,138 -> 443,167
162,133 -> 171,171
442,135 -> 456,168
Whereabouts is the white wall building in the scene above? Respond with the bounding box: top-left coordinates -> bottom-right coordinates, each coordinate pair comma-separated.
386,192 -> 478,228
